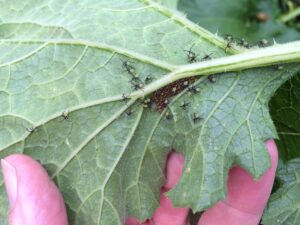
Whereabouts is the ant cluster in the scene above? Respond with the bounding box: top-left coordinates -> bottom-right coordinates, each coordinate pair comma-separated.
184,44 -> 214,64
121,59 -> 152,92
223,34 -> 269,50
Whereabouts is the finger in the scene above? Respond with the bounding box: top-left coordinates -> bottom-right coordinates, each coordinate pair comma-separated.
1,154 -> 68,225
151,152 -> 189,225
198,140 -> 278,225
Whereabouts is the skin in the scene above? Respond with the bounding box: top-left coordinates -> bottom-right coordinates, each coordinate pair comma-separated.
1,140 -> 277,225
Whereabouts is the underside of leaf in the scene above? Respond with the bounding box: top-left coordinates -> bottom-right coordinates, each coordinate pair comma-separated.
0,0 -> 300,224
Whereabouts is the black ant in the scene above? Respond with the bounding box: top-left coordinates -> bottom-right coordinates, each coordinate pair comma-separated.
208,75 -> 216,83
187,85 -> 200,95
145,75 -> 152,84
237,38 -> 250,49
61,110 -> 69,120
258,39 -> 268,48
180,101 -> 190,110
224,35 -> 234,52
26,127 -> 36,135
121,94 -> 130,104
121,59 -> 136,76
125,108 -> 133,116
201,53 -> 213,61
184,44 -> 198,63
165,111 -> 173,120
132,82 -> 144,91
192,113 -> 202,123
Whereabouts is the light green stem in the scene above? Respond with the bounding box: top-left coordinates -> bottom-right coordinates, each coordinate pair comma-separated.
279,7 -> 300,23
131,41 -> 300,98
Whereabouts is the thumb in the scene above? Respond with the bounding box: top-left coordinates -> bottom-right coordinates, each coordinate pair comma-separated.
1,154 -> 68,225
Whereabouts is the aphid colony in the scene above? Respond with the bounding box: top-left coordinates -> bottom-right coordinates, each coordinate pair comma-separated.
27,36 -> 271,134
120,54 -> 206,125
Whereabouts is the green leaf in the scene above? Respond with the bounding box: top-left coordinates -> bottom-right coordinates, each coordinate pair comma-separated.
154,0 -> 178,8
178,0 -> 300,42
262,158 -> 300,225
270,73 -> 300,162
0,0 -> 300,224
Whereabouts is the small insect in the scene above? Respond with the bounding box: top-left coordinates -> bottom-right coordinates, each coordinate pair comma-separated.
180,101 -> 190,110
182,80 -> 189,88
237,38 -> 250,49
163,99 -> 170,107
165,111 -> 173,120
142,98 -> 153,108
26,127 -> 36,134
187,85 -> 200,95
258,39 -> 268,48
145,75 -> 152,84
121,59 -> 136,76
125,108 -> 133,116
184,44 -> 198,63
224,35 -> 234,52
172,87 -> 177,93
192,113 -> 202,123
132,83 -> 144,91
62,110 -> 69,120
201,53 -> 213,61
130,74 -> 141,83
224,34 -> 234,43
208,75 -> 216,83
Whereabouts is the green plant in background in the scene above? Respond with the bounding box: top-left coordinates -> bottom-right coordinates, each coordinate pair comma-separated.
0,0 -> 299,224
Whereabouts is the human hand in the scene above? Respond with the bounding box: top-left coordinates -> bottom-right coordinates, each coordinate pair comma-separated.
0,140 -> 277,225
126,140 -> 278,225
1,154 -> 68,225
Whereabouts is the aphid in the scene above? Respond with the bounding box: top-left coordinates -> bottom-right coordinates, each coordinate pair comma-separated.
187,85 -> 200,95
238,38 -> 250,49
165,111 -> 173,120
182,80 -> 189,88
258,39 -> 268,48
121,59 -> 136,76
125,108 -> 133,116
172,87 -> 177,93
192,113 -> 202,123
130,74 -> 141,83
201,53 -> 213,61
62,110 -> 69,120
164,99 -> 169,107
145,75 -> 152,84
26,127 -> 36,134
142,98 -> 153,108
208,75 -> 216,83
132,83 -> 144,91
180,101 -> 190,110
184,44 -> 198,63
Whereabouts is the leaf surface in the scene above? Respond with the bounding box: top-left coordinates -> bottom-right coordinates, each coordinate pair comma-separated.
0,0 -> 300,224
262,158 -> 300,225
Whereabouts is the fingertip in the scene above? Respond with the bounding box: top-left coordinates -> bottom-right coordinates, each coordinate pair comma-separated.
265,139 -> 278,168
1,154 -> 68,225
164,152 -> 185,191
152,194 -> 189,225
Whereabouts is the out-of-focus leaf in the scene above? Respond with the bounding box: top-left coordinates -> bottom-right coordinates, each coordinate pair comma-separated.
262,158 -> 300,225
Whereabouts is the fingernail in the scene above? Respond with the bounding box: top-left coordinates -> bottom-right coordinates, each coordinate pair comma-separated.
1,159 -> 18,208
